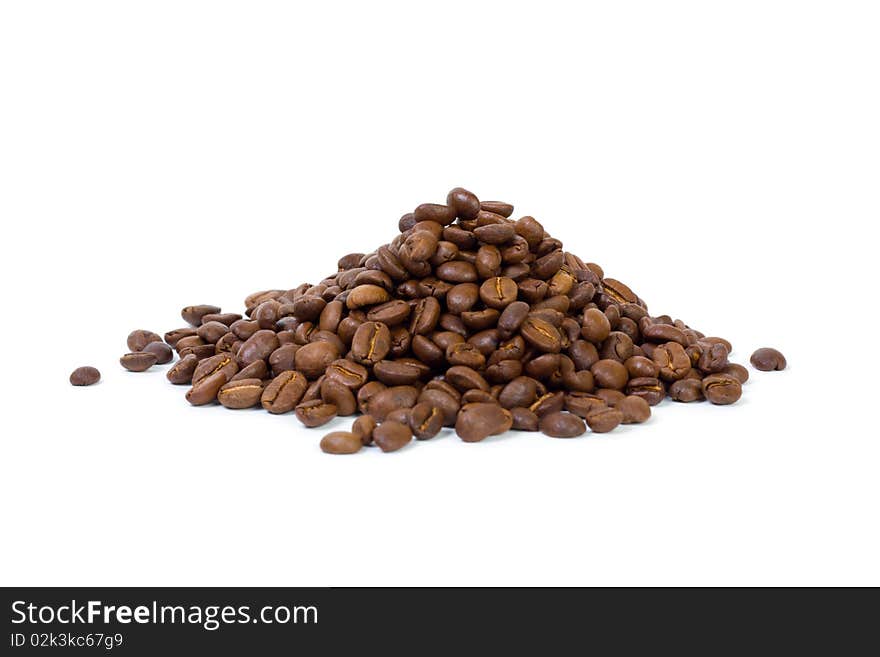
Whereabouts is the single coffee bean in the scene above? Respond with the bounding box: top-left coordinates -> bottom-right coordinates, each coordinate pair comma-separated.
367,300 -> 411,326
455,403 -> 513,442
320,378 -> 357,416
581,308 -> 611,343
585,407 -> 624,433
413,203 -> 456,226
595,388 -> 626,406
653,342 -> 691,381
625,356 -> 659,379
499,376 -> 538,409
69,366 -> 100,386
540,411 -> 587,438
294,341 -> 340,379
446,365 -> 490,392
127,330 -> 163,352
417,388 -> 460,426
347,284 -> 390,309
181,305 -> 221,326
481,200 -> 514,218
447,187 -> 481,221
237,330 -> 280,367
529,391 -> 566,417
197,321 -> 231,344
185,369 -> 228,405
615,396 -> 651,423
120,352 -> 157,372
164,328 -> 198,348
294,399 -> 338,427
510,407 -> 540,431
325,359 -> 369,389
320,431 -> 363,455
698,342 -> 729,374
352,415 -> 377,445
721,363 -> 750,384
261,370 -> 308,414
565,392 -> 606,418
591,359 -> 628,390
200,312 -> 242,326
409,402 -> 445,440
750,347 -> 786,371
268,343 -> 299,376
373,420 -> 414,452
669,378 -> 705,402
702,374 -> 743,405
217,378 -> 263,409
350,321 -> 392,365
521,316 -> 562,353
626,377 -> 666,406
192,353 -> 239,386
365,385 -> 419,422
167,354 -> 199,384
143,341 -> 173,364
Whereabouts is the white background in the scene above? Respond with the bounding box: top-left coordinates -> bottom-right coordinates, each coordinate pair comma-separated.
1,1 -> 877,586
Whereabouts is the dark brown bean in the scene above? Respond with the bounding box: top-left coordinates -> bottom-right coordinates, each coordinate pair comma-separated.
69,366 -> 100,386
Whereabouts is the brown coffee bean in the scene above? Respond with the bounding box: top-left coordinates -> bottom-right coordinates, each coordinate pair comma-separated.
181,305 -> 221,326
373,420 -> 414,452
410,296 -> 441,335
351,415 -> 377,445
350,321 -> 391,365
585,407 -> 624,433
529,391 -> 566,417
653,342 -> 691,381
197,321 -> 231,344
70,366 -> 100,386
615,396 -> 651,423
192,353 -> 239,386
446,366 -> 490,392
186,370 -> 228,405
237,330 -> 280,367
626,377 -> 666,405
455,403 -> 513,442
294,341 -> 340,379
409,402 -> 444,440
447,187 -> 481,220
417,389 -> 460,426
590,359 -> 628,390
750,347 -> 786,372
167,354 -> 199,384
320,431 -> 363,455
481,200 -> 514,218
120,352 -> 157,372
218,378 -> 263,409
261,370 -> 308,413
143,341 -> 173,364
669,379 -> 704,402
365,385 -> 419,422
722,363 -> 750,384
320,378 -> 357,416
565,393 -> 607,418
510,407 -> 540,431
625,356 -> 659,379
581,308 -> 611,343
540,411 -> 587,438
520,316 -> 562,353
346,284 -> 391,309
698,342 -> 729,373
413,203 -> 456,226
294,399 -> 338,427
127,330 -> 163,352
436,260 -> 478,283
164,328 -> 198,348
478,276 -> 518,309
702,374 -> 743,405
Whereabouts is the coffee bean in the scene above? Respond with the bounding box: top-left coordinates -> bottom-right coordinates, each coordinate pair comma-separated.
218,378 -> 264,409
722,363 -> 750,384
481,201 -> 514,218
653,342 -> 691,381
750,347 -> 786,371
615,396 -> 651,423
167,354 -> 199,384
581,308 -> 611,343
127,330 -> 163,352
295,399 -> 338,427
626,377 -> 665,405
413,203 -> 456,226
120,352 -> 157,372
164,328 -> 198,347
585,407 -> 623,433
669,379 -> 704,402
365,385 -> 419,422
698,342 -> 729,374
320,378 -> 357,415
192,353 -> 239,386
352,415 -> 377,445
294,341 -> 340,379
373,420 -> 414,452
181,305 -> 221,326
197,321 -> 231,344
409,402 -> 444,440
143,341 -> 173,364
521,316 -> 562,353
346,284 -> 391,309
540,411 -> 587,438
320,431 -> 363,454
237,330 -> 280,367
261,370 -> 308,414
702,374 -> 743,405
70,366 -> 100,386
479,277 -> 518,309
510,407 -> 540,431
186,370 -> 228,405
417,389 -> 460,426
455,403 -> 513,442
591,359 -> 628,390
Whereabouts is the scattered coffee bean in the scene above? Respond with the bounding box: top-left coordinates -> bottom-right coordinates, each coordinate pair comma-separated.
127,330 -> 162,353
120,352 -> 157,372
320,431 -> 363,454
750,347 -> 786,372
373,421 -> 413,452
540,411 -> 587,438
70,366 -> 100,386
143,341 -> 173,364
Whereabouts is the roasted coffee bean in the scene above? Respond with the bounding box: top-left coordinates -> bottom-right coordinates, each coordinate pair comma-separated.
702,374 -> 743,405
167,354 -> 199,384
462,389 -> 495,404
231,359 -> 268,382
626,377 -> 665,406
193,353 -> 239,386
237,330 -> 280,367
479,277 -> 518,309
669,379 -> 705,402
530,391 -> 565,417
447,187 -> 481,221
143,341 -> 173,364
352,415 -> 377,445
481,201 -> 514,218
642,324 -> 688,345
653,342 -> 691,381
413,203 -> 456,226
200,313 -> 242,327
446,366 -> 490,392
373,420 -> 414,452
294,341 -> 340,379
346,284 -> 390,309
455,403 -> 513,442
295,400 -> 338,427
417,389 -> 460,426
181,305 -> 221,326
186,370 -> 228,405
510,407 -> 540,431
367,300 -> 411,326
409,402 -> 444,440
499,376 -> 537,409
268,343 -> 299,376
615,396 -> 651,423
164,328 -> 198,348
320,431 -> 363,455
581,308 -> 611,343
521,316 -> 562,353
218,378 -> 263,409
70,366 -> 100,386
569,340 -> 600,370
410,296 -> 441,334
372,360 -> 422,386
722,363 -> 750,384
474,223 -> 516,245
127,330 -> 163,352
325,359 -> 368,389
625,356 -> 659,379
540,411 -> 586,438
585,407 -> 624,433
565,393 -> 606,418
350,321 -> 391,365
120,352 -> 157,372
750,347 -> 786,372
320,378 -> 357,416
591,359 -> 628,390
197,321 -> 231,344
366,385 -> 419,422
262,370 -> 308,414
698,342 -> 729,373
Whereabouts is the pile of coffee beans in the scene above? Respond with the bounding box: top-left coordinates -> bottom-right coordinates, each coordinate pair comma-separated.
95,187 -> 786,453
